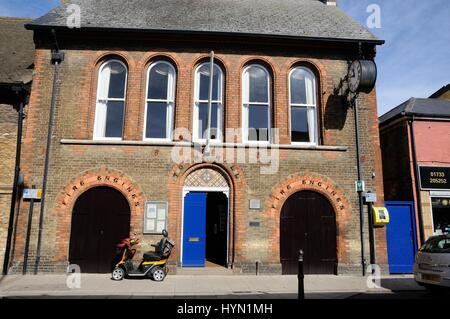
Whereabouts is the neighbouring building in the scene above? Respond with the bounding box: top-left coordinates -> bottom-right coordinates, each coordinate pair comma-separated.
8,0 -> 387,275
0,17 -> 34,270
379,88 -> 450,273
429,84 -> 450,100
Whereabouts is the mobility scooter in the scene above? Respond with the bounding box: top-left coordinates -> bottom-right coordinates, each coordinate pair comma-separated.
111,229 -> 174,281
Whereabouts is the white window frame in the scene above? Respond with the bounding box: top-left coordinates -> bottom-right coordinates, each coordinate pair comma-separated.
93,59 -> 128,141
192,62 -> 224,143
242,64 -> 271,145
143,61 -> 176,142
288,67 -> 319,146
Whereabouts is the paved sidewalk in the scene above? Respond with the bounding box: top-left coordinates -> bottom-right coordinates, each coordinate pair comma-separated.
0,274 -> 424,299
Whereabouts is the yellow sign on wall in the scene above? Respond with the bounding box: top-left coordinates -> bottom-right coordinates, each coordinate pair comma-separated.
373,206 -> 389,227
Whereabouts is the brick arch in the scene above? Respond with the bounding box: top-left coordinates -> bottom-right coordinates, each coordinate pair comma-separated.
138,53 -> 181,71
239,57 -> 277,79
191,55 -> 230,76
167,161 -> 247,264
53,167 -> 146,262
265,173 -> 352,265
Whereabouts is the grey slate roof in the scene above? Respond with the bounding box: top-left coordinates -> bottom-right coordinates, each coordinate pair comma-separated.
379,98 -> 450,124
0,17 -> 34,84
27,0 -> 382,43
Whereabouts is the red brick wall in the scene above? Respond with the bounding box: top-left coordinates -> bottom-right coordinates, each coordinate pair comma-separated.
414,120 -> 450,165
10,34 -> 387,274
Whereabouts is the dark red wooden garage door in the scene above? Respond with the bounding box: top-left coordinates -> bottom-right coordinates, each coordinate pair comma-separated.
280,191 -> 337,275
69,187 -> 130,273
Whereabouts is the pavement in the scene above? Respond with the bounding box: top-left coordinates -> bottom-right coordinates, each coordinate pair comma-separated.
0,273 -> 433,299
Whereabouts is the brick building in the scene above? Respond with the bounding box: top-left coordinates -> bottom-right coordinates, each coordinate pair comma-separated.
380,92 -> 450,248
0,17 -> 34,270
8,0 -> 387,275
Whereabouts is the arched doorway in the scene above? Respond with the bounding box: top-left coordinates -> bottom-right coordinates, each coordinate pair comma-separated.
280,191 -> 337,275
181,168 -> 230,268
69,186 -> 131,273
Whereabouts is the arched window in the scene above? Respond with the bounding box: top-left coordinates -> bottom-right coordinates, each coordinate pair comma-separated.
144,61 -> 176,140
289,67 -> 318,144
193,62 -> 224,142
93,60 -> 128,140
242,64 -> 271,143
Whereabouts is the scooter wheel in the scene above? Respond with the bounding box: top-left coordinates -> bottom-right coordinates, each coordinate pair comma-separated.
112,267 -> 125,281
151,267 -> 166,282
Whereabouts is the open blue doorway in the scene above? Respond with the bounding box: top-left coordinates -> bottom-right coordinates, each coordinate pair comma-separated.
182,192 -> 229,267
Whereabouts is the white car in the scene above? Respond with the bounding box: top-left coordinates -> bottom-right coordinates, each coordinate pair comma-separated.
414,234 -> 450,290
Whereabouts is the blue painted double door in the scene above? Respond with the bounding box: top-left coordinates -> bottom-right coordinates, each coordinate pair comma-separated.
385,201 -> 417,273
182,192 -> 228,267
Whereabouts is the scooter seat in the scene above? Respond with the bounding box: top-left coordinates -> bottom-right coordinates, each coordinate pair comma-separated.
143,252 -> 163,261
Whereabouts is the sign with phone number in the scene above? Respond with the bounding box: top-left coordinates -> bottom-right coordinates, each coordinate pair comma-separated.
419,166 -> 450,190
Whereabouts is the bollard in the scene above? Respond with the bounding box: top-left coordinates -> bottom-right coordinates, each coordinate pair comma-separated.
298,249 -> 305,300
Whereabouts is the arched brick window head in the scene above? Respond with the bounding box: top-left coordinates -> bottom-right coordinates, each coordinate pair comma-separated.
93,60 -> 128,140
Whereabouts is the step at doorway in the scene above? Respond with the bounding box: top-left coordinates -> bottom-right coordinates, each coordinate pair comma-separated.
177,265 -> 233,276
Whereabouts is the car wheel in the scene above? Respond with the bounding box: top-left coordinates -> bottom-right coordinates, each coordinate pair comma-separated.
151,267 -> 166,282
112,267 -> 125,281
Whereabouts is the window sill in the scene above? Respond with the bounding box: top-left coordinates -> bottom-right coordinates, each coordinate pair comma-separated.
60,139 -> 348,151
92,137 -> 123,142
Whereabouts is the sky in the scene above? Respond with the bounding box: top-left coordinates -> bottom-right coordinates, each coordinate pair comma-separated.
0,0 -> 449,115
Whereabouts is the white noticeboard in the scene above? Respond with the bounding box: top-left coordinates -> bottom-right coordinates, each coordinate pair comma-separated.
363,192 -> 377,203
23,189 -> 42,200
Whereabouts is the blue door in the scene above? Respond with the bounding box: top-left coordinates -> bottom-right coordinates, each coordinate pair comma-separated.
385,202 -> 417,273
182,192 -> 207,267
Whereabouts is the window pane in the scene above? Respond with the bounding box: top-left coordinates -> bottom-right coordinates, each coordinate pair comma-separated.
248,104 -> 269,141
198,63 -> 221,101
105,101 -> 124,138
107,62 -> 127,99
291,68 -> 315,105
291,69 -> 307,104
146,102 -> 168,139
248,66 -> 268,103
291,107 -> 310,142
148,63 -> 171,100
198,102 -> 220,139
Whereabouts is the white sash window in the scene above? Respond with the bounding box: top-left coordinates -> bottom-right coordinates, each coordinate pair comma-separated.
242,65 -> 271,144
289,67 -> 318,145
144,61 -> 176,141
93,60 -> 128,140
193,62 -> 224,142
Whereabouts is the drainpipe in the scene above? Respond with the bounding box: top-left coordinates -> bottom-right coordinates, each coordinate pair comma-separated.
353,96 -> 366,276
34,29 -> 64,274
408,116 -> 425,245
203,51 -> 214,157
2,86 -> 27,275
